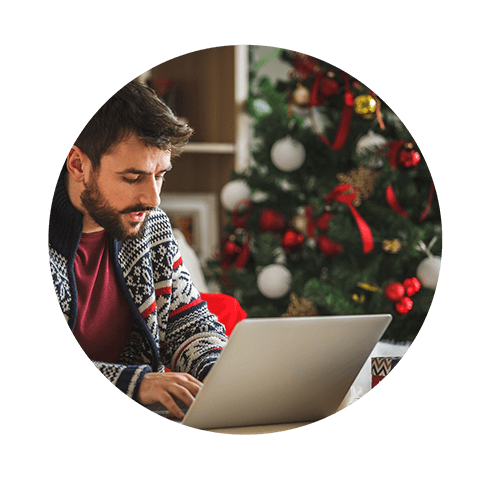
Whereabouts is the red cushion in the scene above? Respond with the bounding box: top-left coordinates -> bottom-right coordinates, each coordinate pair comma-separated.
200,292 -> 247,337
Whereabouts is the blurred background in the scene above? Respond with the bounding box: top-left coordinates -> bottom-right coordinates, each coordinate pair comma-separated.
136,45 -> 442,344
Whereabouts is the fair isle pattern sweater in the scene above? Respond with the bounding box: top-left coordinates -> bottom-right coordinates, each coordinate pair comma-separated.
48,170 -> 228,400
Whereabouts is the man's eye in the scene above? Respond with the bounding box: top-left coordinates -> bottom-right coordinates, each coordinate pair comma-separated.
123,174 -> 165,184
124,176 -> 140,184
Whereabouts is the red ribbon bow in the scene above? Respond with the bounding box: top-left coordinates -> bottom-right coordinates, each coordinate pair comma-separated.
309,70 -> 354,151
325,184 -> 374,254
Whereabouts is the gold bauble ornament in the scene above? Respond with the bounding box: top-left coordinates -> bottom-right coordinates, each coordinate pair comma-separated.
354,94 -> 377,119
292,83 -> 310,107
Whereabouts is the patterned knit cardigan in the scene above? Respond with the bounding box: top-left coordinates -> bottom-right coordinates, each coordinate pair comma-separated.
48,170 -> 228,400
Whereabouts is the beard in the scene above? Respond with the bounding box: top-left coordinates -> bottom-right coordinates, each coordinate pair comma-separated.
80,177 -> 152,242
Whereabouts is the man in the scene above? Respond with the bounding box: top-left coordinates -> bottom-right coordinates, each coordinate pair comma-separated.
49,80 -> 228,420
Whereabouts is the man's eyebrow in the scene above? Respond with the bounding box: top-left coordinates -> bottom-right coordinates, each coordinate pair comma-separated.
116,165 -> 172,175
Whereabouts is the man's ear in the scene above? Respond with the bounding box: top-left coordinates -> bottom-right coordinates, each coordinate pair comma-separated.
66,146 -> 88,182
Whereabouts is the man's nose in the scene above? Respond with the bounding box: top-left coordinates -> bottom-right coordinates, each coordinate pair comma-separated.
139,176 -> 161,208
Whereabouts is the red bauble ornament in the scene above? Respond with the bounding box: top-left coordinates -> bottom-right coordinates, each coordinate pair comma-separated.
259,209 -> 285,233
384,282 -> 405,302
223,240 -> 241,256
221,239 -> 240,269
319,76 -> 340,98
318,234 -> 343,256
398,147 -> 421,168
395,296 -> 414,315
282,229 -> 304,254
221,234 -> 250,270
403,277 -> 421,297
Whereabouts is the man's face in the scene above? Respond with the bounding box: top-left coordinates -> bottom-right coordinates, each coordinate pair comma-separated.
80,134 -> 172,241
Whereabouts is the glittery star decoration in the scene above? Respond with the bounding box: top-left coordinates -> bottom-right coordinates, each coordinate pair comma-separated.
282,293 -> 319,317
336,165 -> 381,207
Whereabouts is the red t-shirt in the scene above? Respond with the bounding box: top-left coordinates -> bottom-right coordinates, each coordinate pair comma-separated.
73,230 -> 132,363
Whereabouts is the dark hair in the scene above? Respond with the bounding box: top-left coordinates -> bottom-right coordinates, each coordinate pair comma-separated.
74,80 -> 194,169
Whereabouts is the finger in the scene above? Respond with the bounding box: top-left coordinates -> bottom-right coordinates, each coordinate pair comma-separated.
158,381 -> 198,418
167,373 -> 202,396
169,384 -> 197,409
159,392 -> 188,419
174,372 -> 203,389
183,377 -> 203,397
187,374 -> 203,388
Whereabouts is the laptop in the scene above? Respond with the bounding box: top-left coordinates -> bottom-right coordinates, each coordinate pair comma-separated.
148,314 -> 392,430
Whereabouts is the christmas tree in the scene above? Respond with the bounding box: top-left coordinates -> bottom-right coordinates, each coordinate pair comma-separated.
206,47 -> 442,343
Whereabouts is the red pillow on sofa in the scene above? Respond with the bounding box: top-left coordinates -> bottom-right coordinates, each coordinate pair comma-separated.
200,292 -> 247,337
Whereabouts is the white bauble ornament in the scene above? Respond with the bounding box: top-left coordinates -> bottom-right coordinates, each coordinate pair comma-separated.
257,264 -> 292,299
356,130 -> 387,168
416,256 -> 441,289
356,130 -> 387,155
270,136 -> 306,172
220,180 -> 251,211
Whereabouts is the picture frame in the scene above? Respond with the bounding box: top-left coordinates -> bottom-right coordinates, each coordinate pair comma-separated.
160,193 -> 219,263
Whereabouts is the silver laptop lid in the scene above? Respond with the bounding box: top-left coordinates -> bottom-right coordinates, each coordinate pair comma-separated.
182,314 -> 392,430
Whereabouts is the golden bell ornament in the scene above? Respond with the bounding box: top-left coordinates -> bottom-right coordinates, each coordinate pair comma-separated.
354,94 -> 377,119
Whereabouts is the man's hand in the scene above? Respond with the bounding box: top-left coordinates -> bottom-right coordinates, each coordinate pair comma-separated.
136,372 -> 203,419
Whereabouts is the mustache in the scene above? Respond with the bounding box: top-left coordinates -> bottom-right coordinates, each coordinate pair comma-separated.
119,205 -> 156,214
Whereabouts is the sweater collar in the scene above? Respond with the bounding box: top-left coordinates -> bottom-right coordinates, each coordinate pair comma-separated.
48,164 -> 85,260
